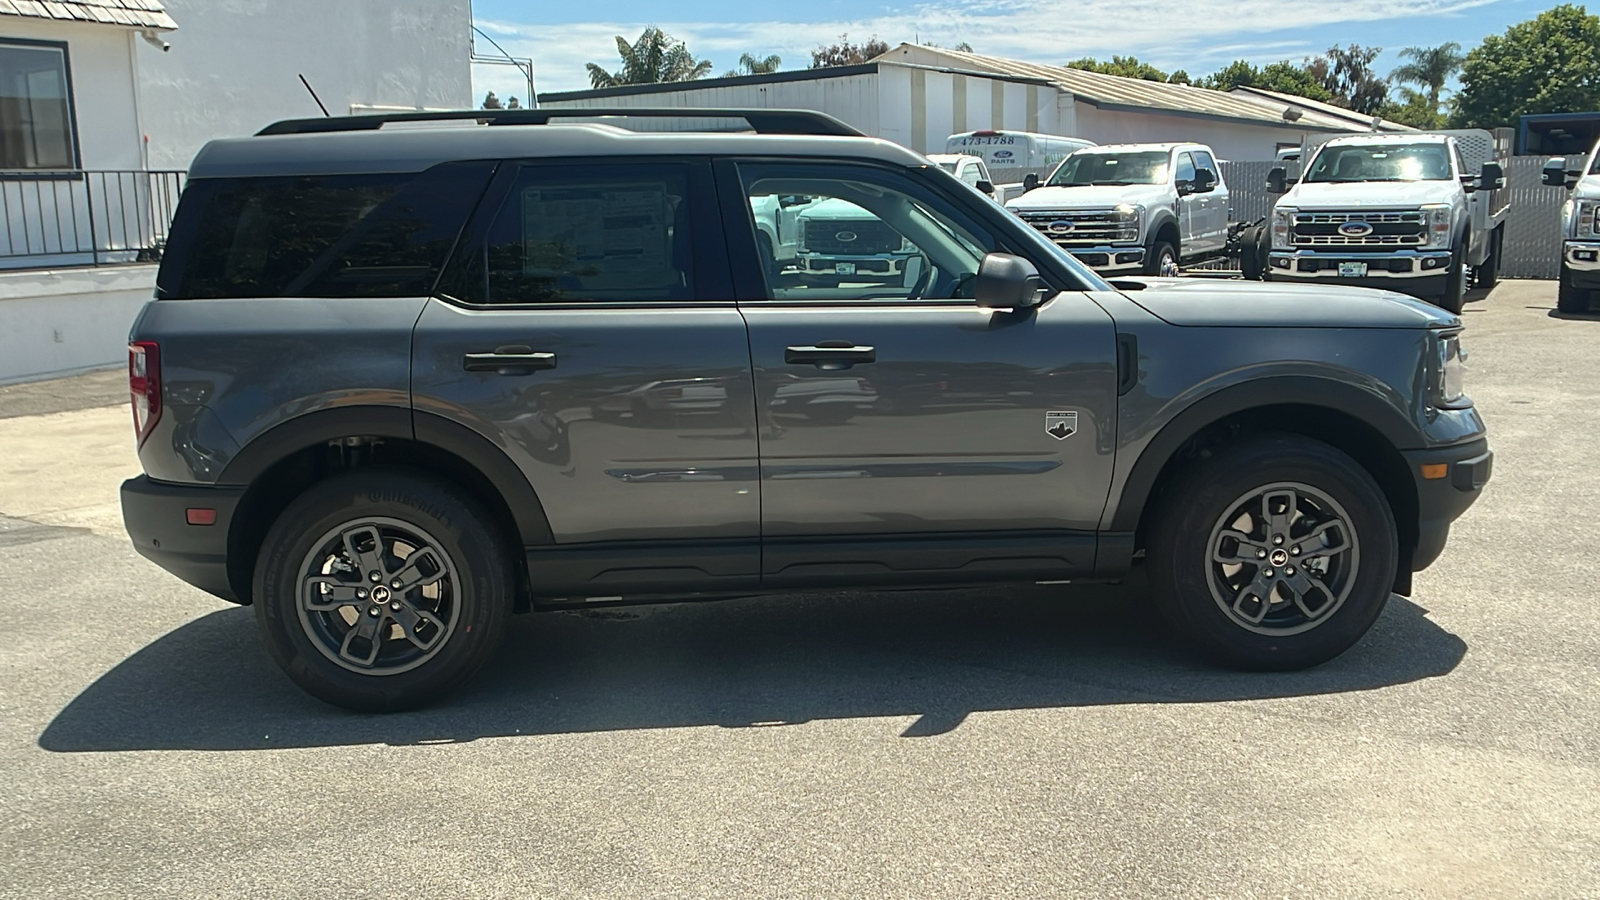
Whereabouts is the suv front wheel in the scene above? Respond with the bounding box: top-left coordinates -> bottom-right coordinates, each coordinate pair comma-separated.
1147,434 -> 1398,670
254,469 -> 514,711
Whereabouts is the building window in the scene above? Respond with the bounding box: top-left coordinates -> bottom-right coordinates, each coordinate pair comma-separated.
0,41 -> 76,170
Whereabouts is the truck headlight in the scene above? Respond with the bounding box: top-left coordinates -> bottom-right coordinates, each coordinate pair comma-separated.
1421,204 -> 1452,249
1114,203 -> 1143,241
1575,199 -> 1599,237
1432,331 -> 1470,408
1271,207 -> 1296,249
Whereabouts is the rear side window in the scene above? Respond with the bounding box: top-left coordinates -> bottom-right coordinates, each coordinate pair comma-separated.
157,161 -> 495,299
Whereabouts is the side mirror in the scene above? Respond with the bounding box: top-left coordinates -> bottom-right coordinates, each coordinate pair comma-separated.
1266,166 -> 1289,194
1459,174 -> 1477,193
975,252 -> 1043,309
1479,162 -> 1504,190
1543,157 -> 1573,188
976,180 -> 995,196
1023,173 -> 1040,193
1193,168 -> 1217,193
779,195 -> 809,208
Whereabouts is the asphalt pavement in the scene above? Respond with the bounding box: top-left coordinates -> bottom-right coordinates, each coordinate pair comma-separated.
0,281 -> 1596,898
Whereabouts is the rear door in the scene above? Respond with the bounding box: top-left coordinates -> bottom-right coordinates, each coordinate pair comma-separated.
411,158 -> 760,595
718,158 -> 1118,586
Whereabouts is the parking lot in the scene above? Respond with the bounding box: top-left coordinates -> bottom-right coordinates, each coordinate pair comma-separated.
1,280 -> 1596,898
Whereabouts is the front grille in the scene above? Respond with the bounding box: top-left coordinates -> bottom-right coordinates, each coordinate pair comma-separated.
1292,210 -> 1424,250
1018,210 -> 1136,247
803,219 -> 902,255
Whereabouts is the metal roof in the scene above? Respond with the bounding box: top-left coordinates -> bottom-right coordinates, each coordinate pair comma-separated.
883,45 -> 1403,133
1226,85 -> 1413,132
0,0 -> 177,30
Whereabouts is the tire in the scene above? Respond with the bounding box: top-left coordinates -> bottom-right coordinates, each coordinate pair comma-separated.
1473,226 -> 1501,290
1558,264 -> 1591,314
253,468 -> 514,711
756,232 -> 777,278
1435,240 -> 1466,314
1144,239 -> 1178,277
1238,225 -> 1264,281
1146,434 -> 1399,671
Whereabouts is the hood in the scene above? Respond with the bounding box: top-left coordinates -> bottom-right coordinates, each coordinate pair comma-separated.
797,198 -> 873,220
1108,278 -> 1457,329
1282,180 -> 1459,209
1007,183 -> 1171,212
1572,174 -> 1600,202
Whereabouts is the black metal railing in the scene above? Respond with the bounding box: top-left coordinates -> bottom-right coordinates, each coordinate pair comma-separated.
0,169 -> 186,269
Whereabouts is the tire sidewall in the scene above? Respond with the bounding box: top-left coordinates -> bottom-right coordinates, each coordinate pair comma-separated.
1145,239 -> 1176,276
254,469 -> 511,711
1149,436 -> 1398,670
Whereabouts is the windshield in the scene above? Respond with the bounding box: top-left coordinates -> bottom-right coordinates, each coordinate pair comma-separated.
1047,150 -> 1169,186
1304,143 -> 1453,183
936,160 -> 959,174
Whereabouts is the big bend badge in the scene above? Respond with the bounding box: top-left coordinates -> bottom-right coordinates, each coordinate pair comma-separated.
1045,410 -> 1077,440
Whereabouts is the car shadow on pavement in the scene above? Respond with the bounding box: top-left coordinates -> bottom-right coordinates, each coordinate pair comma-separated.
39,577 -> 1466,753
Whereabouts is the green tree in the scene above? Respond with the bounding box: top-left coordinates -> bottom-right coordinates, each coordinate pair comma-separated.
1202,59 -> 1331,102
810,35 -> 890,68
1389,42 -> 1464,111
585,27 -> 713,88
1451,4 -> 1600,128
1379,88 -> 1445,129
1067,55 -> 1172,82
724,52 -> 782,77
1316,45 -> 1390,114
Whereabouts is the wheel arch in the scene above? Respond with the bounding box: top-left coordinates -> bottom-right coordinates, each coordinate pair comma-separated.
218,407 -> 553,605
1111,381 -> 1420,593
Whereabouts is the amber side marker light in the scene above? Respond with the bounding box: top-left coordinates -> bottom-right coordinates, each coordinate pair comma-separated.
1420,463 -> 1449,480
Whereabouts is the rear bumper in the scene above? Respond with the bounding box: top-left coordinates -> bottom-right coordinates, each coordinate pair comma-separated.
121,475 -> 245,603
1402,438 -> 1492,573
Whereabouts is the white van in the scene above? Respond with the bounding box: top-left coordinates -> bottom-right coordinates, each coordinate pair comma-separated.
944,130 -> 1095,171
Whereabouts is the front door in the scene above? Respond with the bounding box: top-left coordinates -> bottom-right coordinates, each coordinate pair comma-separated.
412,159 -> 760,595
722,159 -> 1118,584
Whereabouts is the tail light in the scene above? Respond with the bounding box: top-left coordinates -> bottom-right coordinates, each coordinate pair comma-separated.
128,341 -> 161,445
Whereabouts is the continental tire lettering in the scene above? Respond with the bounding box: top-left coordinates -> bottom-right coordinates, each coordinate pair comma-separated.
363,489 -> 452,528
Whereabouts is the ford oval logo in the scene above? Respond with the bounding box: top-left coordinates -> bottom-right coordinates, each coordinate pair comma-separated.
835,230 -> 857,243
995,150 -> 1014,159
1047,220 -> 1076,235
1338,221 -> 1375,237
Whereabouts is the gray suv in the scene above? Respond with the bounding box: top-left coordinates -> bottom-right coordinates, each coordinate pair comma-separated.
120,109 -> 1492,711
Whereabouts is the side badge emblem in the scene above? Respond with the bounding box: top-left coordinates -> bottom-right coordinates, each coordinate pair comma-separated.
1045,410 -> 1077,440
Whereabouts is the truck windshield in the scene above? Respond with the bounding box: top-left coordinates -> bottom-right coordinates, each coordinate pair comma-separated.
1304,143 -> 1452,182
1047,151 -> 1169,186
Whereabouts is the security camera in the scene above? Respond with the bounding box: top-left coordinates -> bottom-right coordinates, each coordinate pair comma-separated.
140,30 -> 170,52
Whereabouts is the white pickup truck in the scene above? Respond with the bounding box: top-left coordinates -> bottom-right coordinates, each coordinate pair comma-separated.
1004,142 -> 1231,275
1263,131 -> 1508,313
1542,143 -> 1600,313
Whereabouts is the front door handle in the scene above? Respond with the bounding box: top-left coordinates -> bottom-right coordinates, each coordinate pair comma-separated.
785,342 -> 876,370
463,345 -> 557,374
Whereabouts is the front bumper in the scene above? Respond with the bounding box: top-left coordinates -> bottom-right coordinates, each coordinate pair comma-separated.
1564,241 -> 1600,288
121,475 -> 245,603
798,253 -> 910,280
1401,438 -> 1492,574
1059,245 -> 1148,273
1269,249 -> 1452,280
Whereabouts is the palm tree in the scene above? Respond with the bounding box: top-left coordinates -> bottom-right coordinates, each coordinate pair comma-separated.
739,52 -> 782,75
586,27 -> 714,89
1390,42 -> 1465,110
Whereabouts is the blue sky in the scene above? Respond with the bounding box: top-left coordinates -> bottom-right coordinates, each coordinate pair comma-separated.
468,0 -> 1561,102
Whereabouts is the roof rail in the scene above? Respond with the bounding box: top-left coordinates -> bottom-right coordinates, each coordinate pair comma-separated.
257,108 -> 866,138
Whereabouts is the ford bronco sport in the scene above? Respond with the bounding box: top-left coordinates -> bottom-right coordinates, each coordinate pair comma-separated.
121,109 -> 1492,711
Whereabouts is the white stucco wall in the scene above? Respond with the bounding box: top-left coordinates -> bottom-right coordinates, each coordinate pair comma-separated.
0,265 -> 155,382
135,0 -> 473,171
1074,104 -> 1317,162
0,18 -> 142,170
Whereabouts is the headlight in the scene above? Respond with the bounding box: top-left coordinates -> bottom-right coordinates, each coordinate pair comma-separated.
1433,331 -> 1470,408
1574,199 -> 1599,237
1271,207 -> 1296,249
1113,203 -> 1143,241
1421,204 -> 1452,249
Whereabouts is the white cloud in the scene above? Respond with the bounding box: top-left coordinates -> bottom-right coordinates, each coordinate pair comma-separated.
470,0 -> 1498,99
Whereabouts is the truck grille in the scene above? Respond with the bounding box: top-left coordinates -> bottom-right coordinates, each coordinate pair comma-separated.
1292,211 -> 1425,250
803,220 -> 903,255
1017,210 -> 1137,246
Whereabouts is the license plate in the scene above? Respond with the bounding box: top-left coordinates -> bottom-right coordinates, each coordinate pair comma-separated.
1338,261 -> 1368,277
834,262 -> 856,275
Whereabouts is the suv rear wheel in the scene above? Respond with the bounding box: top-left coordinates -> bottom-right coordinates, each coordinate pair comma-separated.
254,469 -> 513,711
1147,434 -> 1398,670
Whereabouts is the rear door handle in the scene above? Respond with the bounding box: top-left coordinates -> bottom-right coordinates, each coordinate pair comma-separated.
784,342 -> 876,370
463,346 -> 557,374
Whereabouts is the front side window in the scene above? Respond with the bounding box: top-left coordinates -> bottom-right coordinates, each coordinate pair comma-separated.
1304,143 -> 1453,183
461,163 -> 695,304
0,41 -> 75,169
1175,152 -> 1197,186
738,161 -> 1002,302
1048,150 -> 1170,186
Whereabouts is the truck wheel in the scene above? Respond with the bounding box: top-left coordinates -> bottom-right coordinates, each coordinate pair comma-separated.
253,468 -> 514,712
1436,242 -> 1466,314
1238,225 -> 1264,281
1558,264 -> 1591,314
1147,434 -> 1398,671
756,232 -> 777,279
1144,240 -> 1177,277
1474,226 -> 1501,290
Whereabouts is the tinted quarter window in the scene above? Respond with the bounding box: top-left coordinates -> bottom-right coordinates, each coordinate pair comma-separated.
158,162 -> 494,299
466,163 -> 695,304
